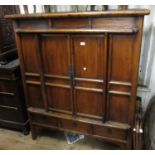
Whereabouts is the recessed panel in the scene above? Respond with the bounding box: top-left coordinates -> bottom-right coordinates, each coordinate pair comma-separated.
108,94 -> 130,123
46,86 -> 72,113
27,84 -> 44,108
75,89 -> 103,119
53,18 -> 90,29
72,35 -> 104,79
21,34 -> 40,73
18,19 -> 49,29
108,34 -> 135,82
40,35 -> 70,76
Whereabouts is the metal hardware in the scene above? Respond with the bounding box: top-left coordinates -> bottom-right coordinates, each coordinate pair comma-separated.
68,64 -> 75,86
83,67 -> 87,71
80,42 -> 85,46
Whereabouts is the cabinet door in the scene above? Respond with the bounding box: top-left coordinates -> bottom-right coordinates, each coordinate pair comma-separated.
20,34 -> 44,108
72,35 -> 106,120
40,35 -> 72,114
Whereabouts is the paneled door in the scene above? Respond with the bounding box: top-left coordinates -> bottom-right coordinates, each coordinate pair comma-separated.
40,34 -> 73,114
72,35 -> 106,121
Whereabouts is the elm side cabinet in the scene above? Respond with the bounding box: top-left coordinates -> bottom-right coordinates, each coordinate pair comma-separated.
5,9 -> 150,149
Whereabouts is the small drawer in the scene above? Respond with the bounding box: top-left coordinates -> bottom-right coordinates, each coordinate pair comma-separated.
0,80 -> 14,94
0,107 -> 19,122
93,125 -> 128,140
60,119 -> 92,134
53,18 -> 90,29
32,114 -> 59,127
0,95 -> 16,107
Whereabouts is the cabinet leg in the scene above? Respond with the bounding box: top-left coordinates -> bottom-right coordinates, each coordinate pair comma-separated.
31,124 -> 37,140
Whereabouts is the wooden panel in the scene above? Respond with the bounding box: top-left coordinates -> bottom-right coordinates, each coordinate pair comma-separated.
72,35 -> 104,79
20,34 -> 40,73
39,34 -> 72,113
109,84 -> 131,92
108,94 -> 130,123
72,35 -> 106,120
46,86 -> 72,113
60,118 -> 92,134
0,106 -> 20,122
18,19 -> 49,29
40,35 -> 70,76
53,18 -> 90,29
45,76 -> 69,85
26,84 -> 44,108
107,34 -> 136,124
32,114 -> 59,127
108,34 -> 135,82
93,124 -> 127,140
0,80 -> 14,92
92,17 -> 136,30
75,80 -> 103,89
25,75 -> 40,82
75,90 -> 103,119
0,95 -> 16,107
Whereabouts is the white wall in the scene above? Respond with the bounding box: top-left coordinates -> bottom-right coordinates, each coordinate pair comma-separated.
136,6 -> 155,112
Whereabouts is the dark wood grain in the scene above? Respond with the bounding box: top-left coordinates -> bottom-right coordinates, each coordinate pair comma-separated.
0,6 -> 28,134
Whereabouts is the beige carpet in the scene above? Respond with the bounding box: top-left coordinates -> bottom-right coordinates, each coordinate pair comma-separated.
0,127 -> 120,150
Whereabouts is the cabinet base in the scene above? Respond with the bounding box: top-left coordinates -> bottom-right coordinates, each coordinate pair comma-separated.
0,119 -> 30,135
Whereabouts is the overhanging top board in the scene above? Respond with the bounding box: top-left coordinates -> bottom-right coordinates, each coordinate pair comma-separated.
5,9 -> 150,19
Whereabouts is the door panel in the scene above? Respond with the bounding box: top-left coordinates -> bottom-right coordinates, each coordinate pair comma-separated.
40,35 -> 70,76
46,86 -> 72,113
26,84 -> 44,108
75,89 -> 103,119
40,35 -> 72,114
107,34 -> 136,124
72,35 -> 105,120
73,35 -> 104,79
108,94 -> 130,123
20,34 -> 40,73
20,34 -> 44,109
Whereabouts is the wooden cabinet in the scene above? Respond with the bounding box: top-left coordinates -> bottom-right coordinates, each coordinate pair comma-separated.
0,60 -> 29,134
6,9 -> 150,149
0,6 -> 28,133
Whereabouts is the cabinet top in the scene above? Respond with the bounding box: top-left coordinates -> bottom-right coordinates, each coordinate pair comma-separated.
5,9 -> 150,19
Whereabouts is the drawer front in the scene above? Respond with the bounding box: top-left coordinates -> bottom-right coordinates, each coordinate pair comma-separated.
31,113 -> 128,141
0,107 -> 19,122
32,114 -> 59,127
93,125 -> 128,140
0,80 -> 14,93
0,95 -> 17,107
60,119 -> 92,134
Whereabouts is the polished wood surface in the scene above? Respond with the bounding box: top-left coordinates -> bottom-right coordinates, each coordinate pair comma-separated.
5,9 -> 150,19
6,10 -> 149,149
